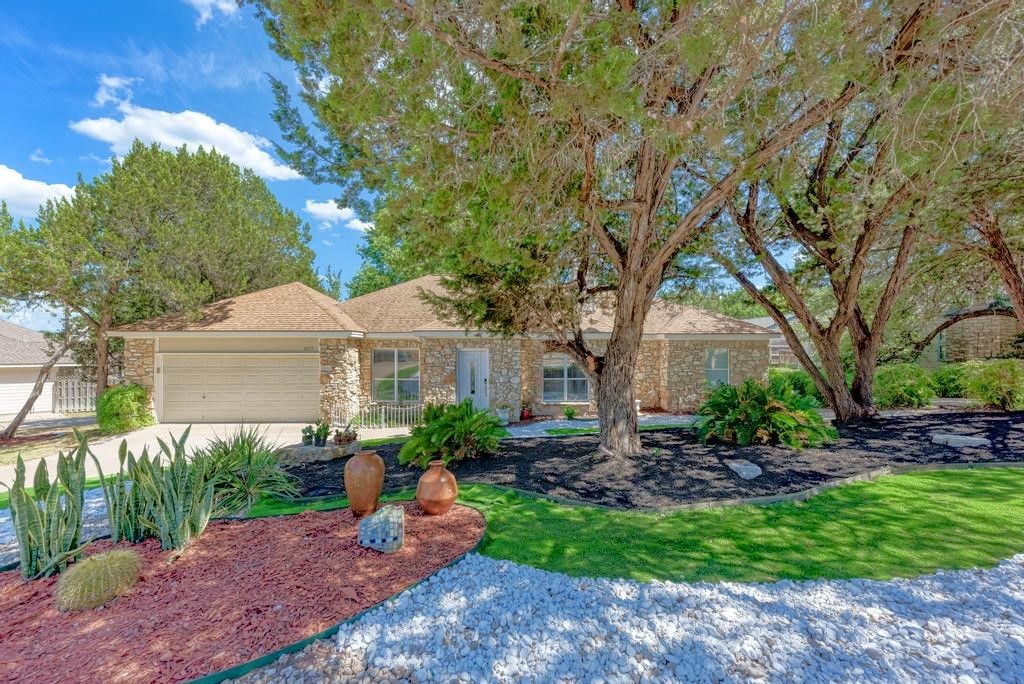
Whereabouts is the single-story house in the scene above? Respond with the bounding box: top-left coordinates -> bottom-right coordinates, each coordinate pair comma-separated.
919,303 -> 1022,368
109,276 -> 773,424
741,314 -> 803,368
0,320 -> 79,415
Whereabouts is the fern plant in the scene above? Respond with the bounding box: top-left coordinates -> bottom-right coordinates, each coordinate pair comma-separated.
8,441 -> 90,579
55,549 -> 141,611
695,377 -> 837,449
399,399 -> 505,469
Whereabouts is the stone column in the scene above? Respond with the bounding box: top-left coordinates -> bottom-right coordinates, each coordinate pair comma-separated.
122,338 -> 156,414
320,338 -> 361,422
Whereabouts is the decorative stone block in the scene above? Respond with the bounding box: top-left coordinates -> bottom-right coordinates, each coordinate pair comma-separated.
931,433 -> 991,448
725,459 -> 763,480
358,504 -> 404,554
277,441 -> 360,466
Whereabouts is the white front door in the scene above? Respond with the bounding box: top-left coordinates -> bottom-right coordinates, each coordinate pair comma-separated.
456,349 -> 489,411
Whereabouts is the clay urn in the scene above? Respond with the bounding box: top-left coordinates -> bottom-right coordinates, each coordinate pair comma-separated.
416,460 -> 458,515
344,450 -> 385,517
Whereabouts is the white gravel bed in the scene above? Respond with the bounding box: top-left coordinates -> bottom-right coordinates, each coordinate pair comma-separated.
0,486 -> 109,568
238,553 -> 1024,683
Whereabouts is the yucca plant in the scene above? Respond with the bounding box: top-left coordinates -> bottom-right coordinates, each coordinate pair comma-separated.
7,441 -> 90,579
130,427 -> 216,551
91,440 -> 151,544
195,426 -> 299,515
399,399 -> 505,469
695,377 -> 837,449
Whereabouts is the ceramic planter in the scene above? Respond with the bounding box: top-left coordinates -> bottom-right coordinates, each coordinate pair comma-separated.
344,450 -> 385,517
314,435 -> 327,447
495,408 -> 510,426
416,460 -> 458,515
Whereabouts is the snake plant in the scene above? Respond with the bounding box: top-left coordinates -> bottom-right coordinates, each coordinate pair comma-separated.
8,441 -> 89,579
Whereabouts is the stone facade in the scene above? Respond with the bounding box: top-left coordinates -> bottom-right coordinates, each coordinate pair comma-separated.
662,339 -> 770,412
319,338 -> 360,421
122,338 -> 155,411
944,315 -> 1022,362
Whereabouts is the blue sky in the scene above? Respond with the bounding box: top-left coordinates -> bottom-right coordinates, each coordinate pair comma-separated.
0,1 -> 371,330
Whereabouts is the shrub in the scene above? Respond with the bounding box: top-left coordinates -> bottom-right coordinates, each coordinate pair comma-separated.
873,364 -> 935,409
399,399 -> 505,469
9,443 -> 89,579
964,358 -> 1024,410
931,363 -> 969,398
562,405 -> 579,420
767,367 -> 821,404
695,377 -> 837,448
96,384 -> 154,435
195,426 -> 300,515
56,549 -> 141,611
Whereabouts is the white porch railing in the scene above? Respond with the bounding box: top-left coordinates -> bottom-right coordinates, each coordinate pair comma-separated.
54,375 -> 96,413
331,402 -> 425,429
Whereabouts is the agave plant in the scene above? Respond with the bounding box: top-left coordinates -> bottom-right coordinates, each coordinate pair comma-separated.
8,441 -> 90,579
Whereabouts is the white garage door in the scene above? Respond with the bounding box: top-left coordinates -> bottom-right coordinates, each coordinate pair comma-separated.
161,354 -> 319,423
0,367 -> 53,415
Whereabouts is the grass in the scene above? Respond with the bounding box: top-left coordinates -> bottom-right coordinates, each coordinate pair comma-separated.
0,425 -> 103,467
359,427 -> 511,448
249,468 -> 1024,583
545,422 -> 693,436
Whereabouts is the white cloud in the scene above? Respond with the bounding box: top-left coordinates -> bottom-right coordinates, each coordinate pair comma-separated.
321,239 -> 335,247
93,74 -> 137,107
29,148 -> 52,164
304,199 -> 354,227
0,165 -> 73,217
183,0 -> 238,27
71,79 -> 301,181
348,218 -> 374,232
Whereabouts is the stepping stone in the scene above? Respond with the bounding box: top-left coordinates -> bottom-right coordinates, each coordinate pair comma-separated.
725,459 -> 762,480
931,433 -> 991,448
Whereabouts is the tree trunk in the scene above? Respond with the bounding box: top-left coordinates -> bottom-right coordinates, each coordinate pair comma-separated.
95,317 -> 111,393
975,214 -> 1024,328
1,340 -> 72,440
596,327 -> 642,456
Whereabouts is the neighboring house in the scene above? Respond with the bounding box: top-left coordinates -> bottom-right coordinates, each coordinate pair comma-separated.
109,276 -> 772,424
742,315 -> 803,368
919,304 -> 1022,368
0,320 -> 78,415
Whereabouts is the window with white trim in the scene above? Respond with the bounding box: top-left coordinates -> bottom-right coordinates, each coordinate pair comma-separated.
705,348 -> 730,386
371,349 -> 420,402
542,353 -> 589,402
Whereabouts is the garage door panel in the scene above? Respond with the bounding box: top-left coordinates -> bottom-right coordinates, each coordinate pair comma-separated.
161,354 -> 319,423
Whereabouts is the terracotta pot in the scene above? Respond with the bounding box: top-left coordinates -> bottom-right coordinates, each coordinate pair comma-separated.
416,460 -> 458,515
344,450 -> 385,517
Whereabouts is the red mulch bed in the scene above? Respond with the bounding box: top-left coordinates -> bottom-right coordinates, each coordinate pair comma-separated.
0,502 -> 484,683
0,432 -> 60,448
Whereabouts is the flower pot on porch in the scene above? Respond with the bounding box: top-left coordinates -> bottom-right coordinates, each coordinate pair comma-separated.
344,450 -> 385,517
495,408 -> 510,426
416,460 -> 458,515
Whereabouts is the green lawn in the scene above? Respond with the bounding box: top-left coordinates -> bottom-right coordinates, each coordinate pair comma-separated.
359,427 -> 510,448
249,468 -> 1024,583
545,422 -> 694,436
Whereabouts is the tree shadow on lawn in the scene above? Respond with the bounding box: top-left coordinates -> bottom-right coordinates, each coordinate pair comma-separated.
462,468 -> 1024,584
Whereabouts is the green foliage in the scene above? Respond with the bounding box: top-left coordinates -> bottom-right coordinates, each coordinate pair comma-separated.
931,363 -> 970,398
562,405 -> 579,420
93,427 -> 216,552
399,399 -> 505,469
767,367 -> 822,404
194,426 -> 299,515
96,384 -> 154,435
313,418 -> 331,441
8,444 -> 88,579
874,364 -> 935,409
55,549 -> 141,611
695,377 -> 837,448
964,359 -> 1024,410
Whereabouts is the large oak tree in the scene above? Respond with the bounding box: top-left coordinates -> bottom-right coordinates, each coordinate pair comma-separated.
255,0 -> 1013,453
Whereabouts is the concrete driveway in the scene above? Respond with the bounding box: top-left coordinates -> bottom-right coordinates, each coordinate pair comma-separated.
0,423 -> 306,487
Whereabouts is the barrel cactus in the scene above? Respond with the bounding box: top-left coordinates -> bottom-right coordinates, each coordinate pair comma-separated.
55,549 -> 141,611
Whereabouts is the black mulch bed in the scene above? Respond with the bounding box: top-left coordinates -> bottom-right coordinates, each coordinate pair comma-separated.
285,410 -> 1024,510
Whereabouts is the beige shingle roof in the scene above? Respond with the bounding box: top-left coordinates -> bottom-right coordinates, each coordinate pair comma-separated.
114,275 -> 770,337
0,320 -> 76,365
112,282 -> 364,333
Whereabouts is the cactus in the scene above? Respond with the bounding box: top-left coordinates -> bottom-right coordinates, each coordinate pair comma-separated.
55,549 -> 141,611
9,439 -> 90,579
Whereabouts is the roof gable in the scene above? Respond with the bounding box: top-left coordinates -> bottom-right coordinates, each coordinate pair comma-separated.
0,320 -> 75,365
